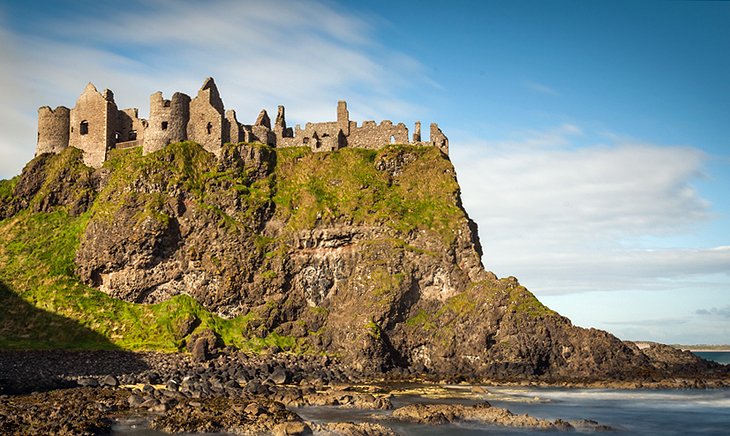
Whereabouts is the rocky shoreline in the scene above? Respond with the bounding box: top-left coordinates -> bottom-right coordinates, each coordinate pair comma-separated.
1,348 -> 728,435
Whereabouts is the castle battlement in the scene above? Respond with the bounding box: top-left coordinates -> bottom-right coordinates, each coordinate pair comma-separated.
35,78 -> 449,168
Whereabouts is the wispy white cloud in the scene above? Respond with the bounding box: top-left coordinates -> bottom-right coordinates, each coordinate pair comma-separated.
604,318 -> 689,326
451,124 -> 728,296
696,305 -> 730,318
523,80 -> 559,96
0,0 -> 433,179
483,123 -> 583,150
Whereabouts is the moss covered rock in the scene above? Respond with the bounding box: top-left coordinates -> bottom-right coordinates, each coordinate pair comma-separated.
1,142 -> 726,383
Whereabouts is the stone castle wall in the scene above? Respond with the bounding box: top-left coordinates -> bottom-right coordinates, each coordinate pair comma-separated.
144,92 -> 191,155
226,110 -> 243,144
430,123 -> 449,155
36,106 -> 70,155
188,77 -> 225,156
34,77 -> 449,168
117,108 -> 146,144
346,120 -> 409,149
68,84 -> 117,168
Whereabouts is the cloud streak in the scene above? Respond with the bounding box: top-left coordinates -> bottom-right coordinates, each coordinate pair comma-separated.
523,80 -> 560,96
696,306 -> 730,318
452,125 -> 728,296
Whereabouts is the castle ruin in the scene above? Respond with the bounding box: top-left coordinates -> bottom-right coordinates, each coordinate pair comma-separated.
36,78 -> 449,168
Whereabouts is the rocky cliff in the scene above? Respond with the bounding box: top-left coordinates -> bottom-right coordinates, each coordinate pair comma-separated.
0,142 -> 726,383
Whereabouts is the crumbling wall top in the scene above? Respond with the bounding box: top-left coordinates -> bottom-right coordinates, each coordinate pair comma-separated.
197,77 -> 224,114
35,77 -> 450,165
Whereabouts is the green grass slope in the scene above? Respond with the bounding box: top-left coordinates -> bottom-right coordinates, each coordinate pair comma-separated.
0,144 -> 296,352
0,141 -> 500,354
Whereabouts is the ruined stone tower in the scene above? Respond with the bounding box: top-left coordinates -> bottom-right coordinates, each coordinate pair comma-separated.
68,83 -> 118,168
430,123 -> 449,155
337,100 -> 350,136
34,77 -> 449,167
187,77 -> 225,156
36,106 -> 70,156
144,91 -> 190,155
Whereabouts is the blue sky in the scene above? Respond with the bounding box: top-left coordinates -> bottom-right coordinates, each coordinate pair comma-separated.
0,0 -> 728,344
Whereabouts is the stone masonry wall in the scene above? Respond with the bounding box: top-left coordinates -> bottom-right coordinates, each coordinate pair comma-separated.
278,100 -> 420,153
68,83 -> 117,168
226,110 -> 243,144
36,106 -> 70,156
347,120 -> 409,149
292,121 -> 342,151
144,92 -> 191,155
116,108 -> 146,144
188,78 -> 225,156
430,123 -> 449,155
35,77 -> 449,167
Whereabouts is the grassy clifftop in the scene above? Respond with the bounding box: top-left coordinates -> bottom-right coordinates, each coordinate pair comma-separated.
0,142 -> 472,353
3,142 -> 715,383
274,145 -> 464,243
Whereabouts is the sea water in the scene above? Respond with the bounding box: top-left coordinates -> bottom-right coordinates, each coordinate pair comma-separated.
295,386 -> 730,435
115,385 -> 730,435
693,351 -> 730,365
480,386 -> 730,435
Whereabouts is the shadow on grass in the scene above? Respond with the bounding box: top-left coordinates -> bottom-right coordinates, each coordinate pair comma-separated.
0,281 -> 150,394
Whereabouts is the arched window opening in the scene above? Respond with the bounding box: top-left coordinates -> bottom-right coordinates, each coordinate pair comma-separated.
161,121 -> 168,130
80,121 -> 89,135
129,130 -> 137,140
114,131 -> 121,142
390,135 -> 396,144
206,122 -> 213,135
303,137 -> 310,144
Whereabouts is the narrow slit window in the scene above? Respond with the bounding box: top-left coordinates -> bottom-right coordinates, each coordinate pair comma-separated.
206,122 -> 213,134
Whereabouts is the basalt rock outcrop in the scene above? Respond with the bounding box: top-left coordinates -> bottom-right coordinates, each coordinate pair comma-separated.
1,141 -> 727,384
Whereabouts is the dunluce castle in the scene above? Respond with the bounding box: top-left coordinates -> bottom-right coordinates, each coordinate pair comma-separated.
35,77 -> 449,168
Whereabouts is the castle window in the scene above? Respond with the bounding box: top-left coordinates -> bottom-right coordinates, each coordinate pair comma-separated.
164,101 -> 171,108
161,121 -> 168,130
303,137 -> 309,144
80,121 -> 89,135
390,135 -> 396,144
206,122 -> 213,134
114,131 -> 121,142
129,130 -> 137,140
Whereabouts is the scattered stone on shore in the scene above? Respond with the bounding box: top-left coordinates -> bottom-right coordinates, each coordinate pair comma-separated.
300,389 -> 393,410
149,397 -> 309,435
0,348 -> 698,435
309,421 -> 399,436
391,402 -> 574,430
570,419 -> 615,432
0,387 -> 128,435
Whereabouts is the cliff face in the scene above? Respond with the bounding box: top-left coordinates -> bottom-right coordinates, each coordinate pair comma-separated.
0,142 -> 725,382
